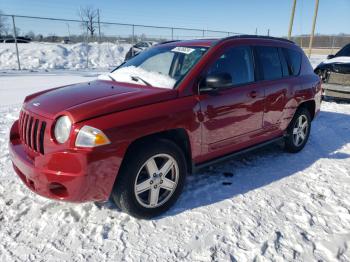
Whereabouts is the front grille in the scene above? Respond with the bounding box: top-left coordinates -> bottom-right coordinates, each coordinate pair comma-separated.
19,111 -> 46,154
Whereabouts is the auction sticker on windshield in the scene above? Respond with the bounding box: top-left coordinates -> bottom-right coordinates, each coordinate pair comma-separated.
171,47 -> 195,54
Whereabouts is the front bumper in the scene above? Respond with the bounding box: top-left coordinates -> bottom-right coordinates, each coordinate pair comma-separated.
9,120 -> 120,202
323,84 -> 350,100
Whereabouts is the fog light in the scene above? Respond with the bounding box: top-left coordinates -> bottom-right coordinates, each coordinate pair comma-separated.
49,182 -> 68,198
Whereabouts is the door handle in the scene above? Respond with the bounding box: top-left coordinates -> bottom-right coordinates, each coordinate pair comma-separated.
249,90 -> 258,98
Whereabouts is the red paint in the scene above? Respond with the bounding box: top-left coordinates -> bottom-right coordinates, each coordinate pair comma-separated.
9,37 -> 321,202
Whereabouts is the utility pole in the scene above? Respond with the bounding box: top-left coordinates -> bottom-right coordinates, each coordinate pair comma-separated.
12,15 -> 21,70
288,0 -> 297,40
66,23 -> 71,41
308,0 -> 319,58
131,24 -> 135,56
331,35 -> 335,54
97,8 -> 101,43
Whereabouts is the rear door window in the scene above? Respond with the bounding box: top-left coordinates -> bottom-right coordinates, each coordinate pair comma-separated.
283,48 -> 302,76
207,46 -> 255,86
255,46 -> 283,80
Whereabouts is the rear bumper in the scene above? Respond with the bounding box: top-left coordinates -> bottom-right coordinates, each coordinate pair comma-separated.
9,120 -> 121,202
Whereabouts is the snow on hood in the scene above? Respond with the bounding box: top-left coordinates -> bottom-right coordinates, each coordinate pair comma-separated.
322,56 -> 350,64
98,66 -> 176,89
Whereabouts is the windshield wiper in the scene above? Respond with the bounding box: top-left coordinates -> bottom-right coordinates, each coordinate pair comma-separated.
108,74 -> 117,82
111,61 -> 126,73
131,75 -> 153,87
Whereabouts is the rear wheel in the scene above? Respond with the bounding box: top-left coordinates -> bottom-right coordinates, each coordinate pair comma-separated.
112,139 -> 186,219
284,108 -> 311,153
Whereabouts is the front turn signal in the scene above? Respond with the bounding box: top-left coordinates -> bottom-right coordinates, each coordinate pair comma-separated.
75,126 -> 111,148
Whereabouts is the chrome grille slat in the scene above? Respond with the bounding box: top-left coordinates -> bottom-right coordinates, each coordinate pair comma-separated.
32,119 -> 39,151
21,113 -> 25,140
27,117 -> 33,148
22,113 -> 27,141
23,114 -> 29,145
39,122 -> 46,154
19,110 -> 46,154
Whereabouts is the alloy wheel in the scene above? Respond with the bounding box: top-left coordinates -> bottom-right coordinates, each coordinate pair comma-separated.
134,154 -> 179,208
292,115 -> 309,147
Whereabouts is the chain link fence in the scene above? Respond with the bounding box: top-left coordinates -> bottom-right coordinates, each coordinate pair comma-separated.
1,14 -> 349,70
292,35 -> 350,53
0,14 -> 243,70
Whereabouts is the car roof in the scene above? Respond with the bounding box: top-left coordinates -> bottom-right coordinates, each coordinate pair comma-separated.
159,35 -> 295,48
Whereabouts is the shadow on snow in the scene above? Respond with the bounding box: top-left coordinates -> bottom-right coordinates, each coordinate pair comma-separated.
102,109 -> 350,219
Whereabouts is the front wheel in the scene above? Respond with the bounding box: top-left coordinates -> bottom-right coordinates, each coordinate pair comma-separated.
112,139 -> 187,219
284,108 -> 311,153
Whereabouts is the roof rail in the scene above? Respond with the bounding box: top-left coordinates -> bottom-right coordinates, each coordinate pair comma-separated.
221,35 -> 295,44
156,40 -> 181,46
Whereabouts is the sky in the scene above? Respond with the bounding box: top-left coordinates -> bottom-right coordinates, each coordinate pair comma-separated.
0,0 -> 349,38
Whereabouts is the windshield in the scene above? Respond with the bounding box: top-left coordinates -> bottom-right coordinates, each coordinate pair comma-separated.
102,46 -> 208,89
335,44 -> 350,57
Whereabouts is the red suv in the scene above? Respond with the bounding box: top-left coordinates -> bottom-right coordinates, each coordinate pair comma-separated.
9,36 -> 321,218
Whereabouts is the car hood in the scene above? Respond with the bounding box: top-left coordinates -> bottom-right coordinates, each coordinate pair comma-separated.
24,80 -> 178,123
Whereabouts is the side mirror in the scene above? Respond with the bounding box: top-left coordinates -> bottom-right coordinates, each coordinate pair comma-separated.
200,73 -> 232,93
327,54 -> 335,60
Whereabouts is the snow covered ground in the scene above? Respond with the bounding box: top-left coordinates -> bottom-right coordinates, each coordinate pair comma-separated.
1,56 -> 350,261
309,54 -> 328,68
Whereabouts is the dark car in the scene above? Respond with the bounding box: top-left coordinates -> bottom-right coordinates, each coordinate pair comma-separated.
314,44 -> 350,99
9,36 -> 321,219
2,36 -> 32,43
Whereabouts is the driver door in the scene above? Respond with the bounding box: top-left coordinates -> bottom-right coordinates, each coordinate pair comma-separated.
198,45 -> 264,151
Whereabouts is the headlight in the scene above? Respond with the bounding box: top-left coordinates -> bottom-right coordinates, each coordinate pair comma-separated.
54,116 -> 72,144
75,126 -> 110,148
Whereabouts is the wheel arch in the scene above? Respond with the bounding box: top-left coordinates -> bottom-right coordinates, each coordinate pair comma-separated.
119,128 -> 193,175
298,99 -> 316,120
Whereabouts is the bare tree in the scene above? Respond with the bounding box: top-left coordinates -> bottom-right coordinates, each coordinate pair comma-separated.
78,6 -> 98,38
0,10 -> 9,37
26,31 -> 35,40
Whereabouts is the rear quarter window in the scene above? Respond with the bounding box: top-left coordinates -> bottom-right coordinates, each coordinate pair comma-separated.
283,48 -> 302,76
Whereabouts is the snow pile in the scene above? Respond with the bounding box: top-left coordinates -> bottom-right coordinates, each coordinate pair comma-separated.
99,66 -> 176,88
309,54 -> 327,68
0,42 -> 328,72
0,42 -> 131,70
0,72 -> 350,261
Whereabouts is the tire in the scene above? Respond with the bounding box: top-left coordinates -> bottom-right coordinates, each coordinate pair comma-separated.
284,107 -> 311,153
112,139 -> 187,219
